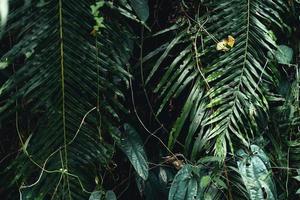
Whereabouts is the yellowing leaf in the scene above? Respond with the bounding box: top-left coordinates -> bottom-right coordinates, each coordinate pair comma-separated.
227,35 -> 235,47
216,41 -> 229,51
216,35 -> 235,52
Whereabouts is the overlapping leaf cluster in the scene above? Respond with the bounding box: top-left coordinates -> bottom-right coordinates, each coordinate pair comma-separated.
1,0 -> 300,199
143,0 -> 299,199
0,0 -> 148,199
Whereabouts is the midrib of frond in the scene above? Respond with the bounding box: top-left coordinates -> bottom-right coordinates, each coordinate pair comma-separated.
58,0 -> 71,198
219,0 -> 251,145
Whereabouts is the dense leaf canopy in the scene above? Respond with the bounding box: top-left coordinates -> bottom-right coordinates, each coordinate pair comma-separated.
0,0 -> 300,199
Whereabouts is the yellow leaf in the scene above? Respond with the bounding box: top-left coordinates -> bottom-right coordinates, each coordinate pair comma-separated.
216,35 -> 235,52
216,40 -> 229,51
227,35 -> 235,47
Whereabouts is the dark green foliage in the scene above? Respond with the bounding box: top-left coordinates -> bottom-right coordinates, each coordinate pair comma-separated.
128,0 -> 149,22
168,164 -> 223,200
111,124 -> 149,180
0,0 -> 144,199
1,0 -> 300,199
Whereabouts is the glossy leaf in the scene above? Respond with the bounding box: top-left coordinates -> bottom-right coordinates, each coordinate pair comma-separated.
118,124 -> 149,180
105,190 -> 117,200
237,145 -> 277,200
168,164 -> 222,200
275,45 -> 293,65
128,0 -> 149,22
89,191 -> 103,200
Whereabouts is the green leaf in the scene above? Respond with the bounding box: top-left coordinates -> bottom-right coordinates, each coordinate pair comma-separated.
22,134 -> 33,154
0,0 -> 8,27
118,124 -> 149,180
168,164 -> 221,200
136,171 -> 168,200
0,58 -> 9,70
105,190 -> 117,200
158,167 -> 175,194
128,0 -> 149,22
0,0 -> 135,199
20,187 -> 44,200
200,176 -> 211,188
294,176 -> 300,182
91,0 -> 106,32
168,164 -> 196,200
236,145 -> 277,200
89,191 -> 102,200
275,45 -> 293,65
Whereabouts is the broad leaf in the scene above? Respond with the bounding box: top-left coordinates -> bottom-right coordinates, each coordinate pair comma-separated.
89,191 -> 103,200
128,0 -> 149,22
105,190 -> 117,200
237,145 -> 277,200
275,45 -> 293,65
168,164 -> 222,200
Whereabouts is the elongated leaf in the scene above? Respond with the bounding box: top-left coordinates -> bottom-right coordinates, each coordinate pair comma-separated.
0,0 -> 138,199
136,170 -> 170,200
0,0 -> 8,27
144,0 -> 289,163
118,124 -> 149,180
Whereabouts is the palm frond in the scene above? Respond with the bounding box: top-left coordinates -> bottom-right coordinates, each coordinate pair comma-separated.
0,0 -> 139,199
145,0 -> 289,160
200,0 -> 288,159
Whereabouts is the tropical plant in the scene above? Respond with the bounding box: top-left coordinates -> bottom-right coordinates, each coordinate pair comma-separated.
0,0 -> 148,199
0,0 -> 300,200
